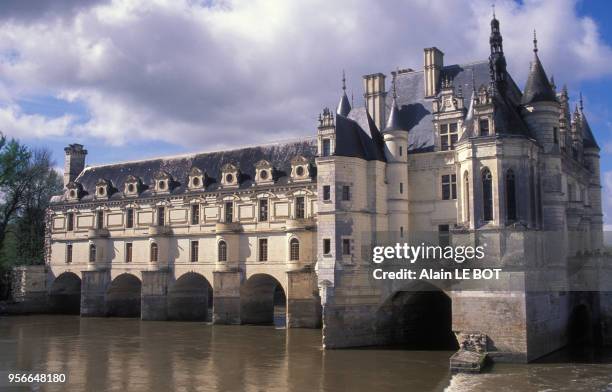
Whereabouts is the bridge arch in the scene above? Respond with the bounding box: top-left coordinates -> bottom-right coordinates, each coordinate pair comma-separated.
49,272 -> 81,314
240,273 -> 286,327
106,273 -> 141,317
168,272 -> 213,321
376,280 -> 457,350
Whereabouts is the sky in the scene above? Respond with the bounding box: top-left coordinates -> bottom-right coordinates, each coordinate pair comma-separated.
1,0 -> 612,223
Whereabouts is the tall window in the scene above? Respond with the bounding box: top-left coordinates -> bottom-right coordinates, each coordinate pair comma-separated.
506,169 -> 517,222
125,243 -> 133,263
89,244 -> 96,263
399,182 -> 403,194
530,166 -> 536,224
322,139 -> 331,156
218,240 -> 227,262
438,224 -> 450,247
295,197 -> 305,219
482,168 -> 493,222
66,244 -> 73,264
290,238 -> 300,261
157,207 -> 165,226
323,186 -> 331,201
323,239 -> 331,255
225,202 -> 233,223
553,127 -> 559,145
442,174 -> 457,200
126,208 -> 134,228
67,213 -> 74,232
96,210 -> 104,229
342,185 -> 351,201
440,122 -> 458,151
259,199 -> 268,221
464,171 -> 470,222
259,238 -> 268,261
479,118 -> 490,136
191,241 -> 199,262
342,239 -> 351,255
150,243 -> 158,262
191,204 -> 200,225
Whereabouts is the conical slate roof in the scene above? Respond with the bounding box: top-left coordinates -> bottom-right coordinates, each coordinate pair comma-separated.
336,92 -> 351,117
522,53 -> 556,104
383,98 -> 404,133
581,113 -> 599,149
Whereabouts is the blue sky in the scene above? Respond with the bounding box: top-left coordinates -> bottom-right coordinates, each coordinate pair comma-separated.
1,0 -> 612,221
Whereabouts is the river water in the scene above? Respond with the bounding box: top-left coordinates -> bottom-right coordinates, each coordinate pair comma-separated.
1,316 -> 612,391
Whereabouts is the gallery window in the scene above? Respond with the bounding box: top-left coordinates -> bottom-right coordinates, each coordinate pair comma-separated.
66,244 -> 72,264
126,208 -> 134,228
150,243 -> 158,262
89,244 -> 96,263
440,122 -> 458,151
191,241 -> 199,262
125,243 -> 133,263
157,206 -> 165,226
191,204 -> 200,225
259,199 -> 268,221
259,238 -> 268,261
218,240 -> 227,262
96,210 -> 104,229
295,196 -> 305,219
290,238 -> 300,261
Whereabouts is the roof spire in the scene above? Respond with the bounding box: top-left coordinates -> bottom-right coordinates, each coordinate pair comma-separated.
342,69 -> 346,92
579,92 -> 584,111
336,70 -> 351,116
492,3 -> 496,19
392,69 -> 398,100
533,29 -> 538,54
383,71 -> 403,133
521,29 -> 556,104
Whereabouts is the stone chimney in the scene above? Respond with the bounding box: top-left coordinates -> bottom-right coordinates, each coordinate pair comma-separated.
63,144 -> 87,188
363,73 -> 387,131
424,47 -> 444,98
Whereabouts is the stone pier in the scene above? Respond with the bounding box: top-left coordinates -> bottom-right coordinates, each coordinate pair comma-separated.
141,270 -> 169,321
80,270 -> 110,317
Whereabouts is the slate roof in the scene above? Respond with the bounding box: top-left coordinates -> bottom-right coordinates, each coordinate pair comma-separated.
582,113 -> 600,149
335,113 -> 386,161
521,53 -> 556,104
53,138 -> 318,204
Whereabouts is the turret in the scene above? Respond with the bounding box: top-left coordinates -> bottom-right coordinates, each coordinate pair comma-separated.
63,144 -> 87,188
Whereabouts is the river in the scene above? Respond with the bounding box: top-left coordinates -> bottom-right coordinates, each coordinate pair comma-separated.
1,316 -> 611,391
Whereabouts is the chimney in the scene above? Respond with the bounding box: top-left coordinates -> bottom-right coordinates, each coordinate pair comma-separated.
424,47 -> 444,98
63,144 -> 87,187
363,73 -> 387,131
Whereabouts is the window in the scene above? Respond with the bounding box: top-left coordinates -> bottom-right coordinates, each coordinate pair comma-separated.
322,139 -> 331,156
399,182 -> 403,194
290,238 -> 300,261
89,244 -> 96,263
125,243 -> 133,263
157,207 -> 165,226
150,243 -> 158,262
259,199 -> 268,221
323,239 -> 331,255
438,224 -> 450,247
66,244 -> 72,264
259,238 -> 268,261
96,210 -> 104,229
342,239 -> 351,255
67,213 -> 74,232
126,208 -> 134,228
440,122 -> 458,151
506,169 -> 517,222
464,171 -> 470,222
191,241 -> 199,262
295,197 -> 305,219
218,240 -> 227,262
225,202 -> 233,223
482,168 -> 493,222
553,127 -> 559,144
191,204 -> 200,225
399,146 -> 403,156
400,226 -> 404,238
442,174 -> 457,200
342,185 -> 351,201
479,119 -> 490,136
323,186 -> 331,201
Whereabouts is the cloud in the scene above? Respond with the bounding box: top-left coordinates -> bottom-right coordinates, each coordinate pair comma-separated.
0,0 -> 611,150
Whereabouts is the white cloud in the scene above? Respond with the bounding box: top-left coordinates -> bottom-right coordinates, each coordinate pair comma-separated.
0,0 -> 611,149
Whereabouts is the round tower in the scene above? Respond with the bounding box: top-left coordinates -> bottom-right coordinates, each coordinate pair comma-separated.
383,73 -> 409,240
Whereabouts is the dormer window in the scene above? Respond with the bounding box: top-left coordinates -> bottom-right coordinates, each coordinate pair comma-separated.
95,178 -> 112,199
255,160 -> 274,184
440,122 -> 458,151
291,156 -> 311,181
65,181 -> 83,201
322,139 -> 331,156
154,171 -> 173,193
479,118 -> 490,136
188,166 -> 205,190
124,175 -> 142,197
221,163 -> 239,188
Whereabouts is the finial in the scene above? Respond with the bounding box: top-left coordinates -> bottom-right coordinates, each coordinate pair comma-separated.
492,3 -> 496,19
579,92 -> 584,111
392,70 -> 397,100
457,84 -> 463,98
351,91 -> 354,107
342,70 -> 346,92
533,29 -> 538,53
471,68 -> 476,93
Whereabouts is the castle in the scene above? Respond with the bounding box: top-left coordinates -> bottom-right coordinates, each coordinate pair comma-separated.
43,15 -> 608,363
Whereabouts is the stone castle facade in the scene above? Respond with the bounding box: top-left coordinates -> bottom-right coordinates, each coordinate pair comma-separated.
43,16 -> 607,363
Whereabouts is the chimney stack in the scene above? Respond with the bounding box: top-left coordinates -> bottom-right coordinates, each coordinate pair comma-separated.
363,73 -> 387,131
424,47 -> 444,98
63,144 -> 87,187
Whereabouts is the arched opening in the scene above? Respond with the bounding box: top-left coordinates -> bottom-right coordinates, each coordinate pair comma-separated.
106,274 -> 141,317
168,273 -> 213,321
240,274 -> 286,328
218,240 -> 227,262
49,272 -> 81,314
506,169 -> 517,222
289,238 -> 300,261
376,282 -> 457,350
568,304 -> 593,345
482,168 -> 493,222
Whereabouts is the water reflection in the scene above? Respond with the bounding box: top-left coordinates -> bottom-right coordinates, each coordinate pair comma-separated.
1,316 -> 612,391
